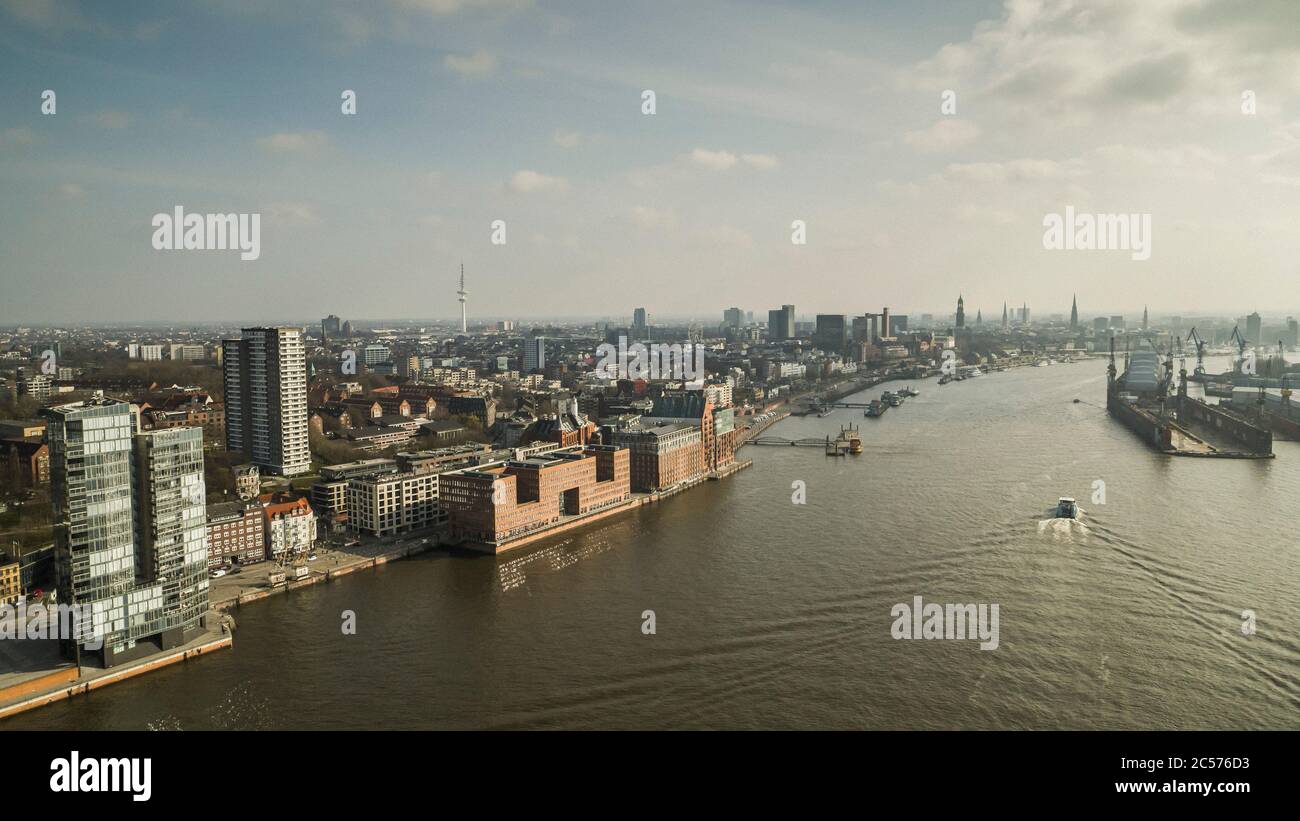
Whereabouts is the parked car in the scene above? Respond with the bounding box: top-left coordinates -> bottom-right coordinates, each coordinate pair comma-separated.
307,554 -> 319,561
210,568 -> 227,578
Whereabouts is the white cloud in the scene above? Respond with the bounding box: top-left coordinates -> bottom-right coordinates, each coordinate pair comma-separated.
90,111 -> 130,129
508,169 -> 568,193
704,225 -> 754,249
630,206 -> 676,229
445,50 -> 497,76
394,0 -> 532,16
262,202 -> 320,225
690,148 -> 738,170
903,119 -> 980,153
553,130 -> 582,148
255,131 -> 329,154
941,158 -> 1080,185
0,127 -> 36,148
689,148 -> 778,171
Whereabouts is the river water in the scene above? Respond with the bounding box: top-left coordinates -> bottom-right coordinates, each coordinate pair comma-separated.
7,356 -> 1299,729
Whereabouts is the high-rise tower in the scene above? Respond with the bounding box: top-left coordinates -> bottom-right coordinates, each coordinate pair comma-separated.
956,294 -> 965,328
1070,294 -> 1078,331
44,399 -> 209,666
223,327 -> 310,476
458,264 -> 468,334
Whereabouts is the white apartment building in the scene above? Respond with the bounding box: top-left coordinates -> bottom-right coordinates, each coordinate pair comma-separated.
264,499 -> 317,558
704,382 -> 733,408
129,343 -> 164,360
169,343 -> 207,361
346,470 -> 447,537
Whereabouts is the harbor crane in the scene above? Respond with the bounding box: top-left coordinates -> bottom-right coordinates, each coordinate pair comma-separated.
1185,327 -> 1207,376
1230,326 -> 1250,375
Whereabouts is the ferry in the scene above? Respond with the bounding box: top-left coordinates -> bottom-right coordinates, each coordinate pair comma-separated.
1054,497 -> 1079,519
898,386 -> 919,397
884,393 -> 904,407
938,375 -> 953,385
838,424 -> 863,455
865,400 -> 886,417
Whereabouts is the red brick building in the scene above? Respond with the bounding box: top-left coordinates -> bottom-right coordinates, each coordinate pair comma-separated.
441,445 -> 630,546
205,501 -> 266,568
1,437 -> 49,488
613,424 -> 705,492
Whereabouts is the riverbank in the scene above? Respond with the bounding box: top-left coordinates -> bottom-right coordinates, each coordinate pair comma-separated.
0,627 -> 231,722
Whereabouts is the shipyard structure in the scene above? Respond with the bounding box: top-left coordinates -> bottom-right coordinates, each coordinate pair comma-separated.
1106,339 -> 1273,458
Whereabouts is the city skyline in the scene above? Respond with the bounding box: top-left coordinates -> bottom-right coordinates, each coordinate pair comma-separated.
4,0 -> 1300,324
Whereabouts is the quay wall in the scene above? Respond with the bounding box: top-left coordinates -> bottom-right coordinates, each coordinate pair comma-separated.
1107,392 -> 1166,449
1180,397 -> 1272,454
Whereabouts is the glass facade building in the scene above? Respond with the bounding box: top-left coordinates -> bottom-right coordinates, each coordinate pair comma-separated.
44,398 -> 210,666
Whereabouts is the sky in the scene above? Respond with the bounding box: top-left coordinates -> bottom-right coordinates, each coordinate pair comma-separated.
1,0 -> 1299,326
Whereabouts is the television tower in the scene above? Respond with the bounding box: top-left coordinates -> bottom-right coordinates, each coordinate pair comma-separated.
457,263 -> 468,333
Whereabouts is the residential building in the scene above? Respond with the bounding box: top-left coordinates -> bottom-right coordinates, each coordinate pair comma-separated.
346,469 -> 444,537
205,502 -> 266,568
233,463 -> 259,500
1,435 -> 49,487
261,494 -> 316,558
43,398 -> 209,666
363,344 -> 390,366
0,558 -> 20,607
168,344 -> 206,361
16,372 -> 53,401
524,337 -> 546,372
222,327 -> 311,476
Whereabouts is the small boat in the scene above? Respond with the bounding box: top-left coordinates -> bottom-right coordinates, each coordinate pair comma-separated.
898,386 -> 919,397
885,394 -> 903,407
938,375 -> 953,385
865,400 -> 886,417
1054,497 -> 1078,519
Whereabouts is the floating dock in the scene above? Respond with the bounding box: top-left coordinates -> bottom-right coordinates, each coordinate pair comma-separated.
1106,342 -> 1273,459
